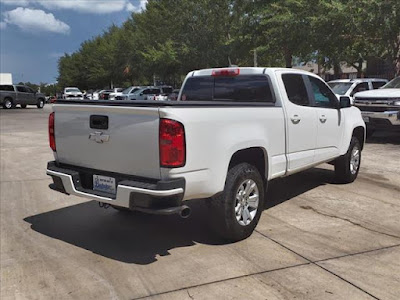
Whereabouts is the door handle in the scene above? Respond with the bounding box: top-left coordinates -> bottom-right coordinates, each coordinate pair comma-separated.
291,115 -> 301,124
319,115 -> 327,123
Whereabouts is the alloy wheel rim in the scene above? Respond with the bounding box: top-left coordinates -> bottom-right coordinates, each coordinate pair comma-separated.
350,145 -> 360,175
5,100 -> 12,108
235,179 -> 259,226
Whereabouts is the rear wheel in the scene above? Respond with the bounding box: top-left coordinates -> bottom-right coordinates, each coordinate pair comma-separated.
335,136 -> 361,183
210,163 -> 264,241
37,99 -> 44,109
3,98 -> 13,109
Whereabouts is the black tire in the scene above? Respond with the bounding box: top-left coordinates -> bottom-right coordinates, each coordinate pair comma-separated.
210,163 -> 265,242
2,98 -> 13,109
335,136 -> 361,183
37,99 -> 45,109
20,104 -> 27,108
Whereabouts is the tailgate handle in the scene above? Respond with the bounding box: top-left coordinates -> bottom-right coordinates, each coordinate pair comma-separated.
90,115 -> 109,130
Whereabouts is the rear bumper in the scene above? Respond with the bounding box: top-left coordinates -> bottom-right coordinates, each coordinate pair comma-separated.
46,161 -> 185,213
361,110 -> 400,126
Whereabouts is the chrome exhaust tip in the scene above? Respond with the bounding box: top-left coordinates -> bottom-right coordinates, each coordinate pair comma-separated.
180,205 -> 191,218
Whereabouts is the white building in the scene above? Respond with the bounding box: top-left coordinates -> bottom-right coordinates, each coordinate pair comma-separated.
0,73 -> 13,85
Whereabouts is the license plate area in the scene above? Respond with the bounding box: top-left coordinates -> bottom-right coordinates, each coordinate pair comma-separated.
93,175 -> 116,194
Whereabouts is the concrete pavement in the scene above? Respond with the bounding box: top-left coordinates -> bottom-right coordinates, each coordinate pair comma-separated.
1,106 -> 399,299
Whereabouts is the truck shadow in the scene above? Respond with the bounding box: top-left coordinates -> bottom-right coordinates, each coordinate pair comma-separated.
265,167 -> 334,209
24,167 -> 334,265
366,131 -> 400,145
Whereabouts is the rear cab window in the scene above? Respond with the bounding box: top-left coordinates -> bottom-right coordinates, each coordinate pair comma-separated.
180,75 -> 275,103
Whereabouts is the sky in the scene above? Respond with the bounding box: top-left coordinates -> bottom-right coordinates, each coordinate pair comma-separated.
0,0 -> 147,84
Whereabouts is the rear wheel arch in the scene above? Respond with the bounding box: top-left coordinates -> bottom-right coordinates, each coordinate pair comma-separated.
228,147 -> 268,180
352,126 -> 365,150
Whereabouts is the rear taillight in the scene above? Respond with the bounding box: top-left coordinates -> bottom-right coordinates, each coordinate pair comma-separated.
49,112 -> 56,151
159,119 -> 185,167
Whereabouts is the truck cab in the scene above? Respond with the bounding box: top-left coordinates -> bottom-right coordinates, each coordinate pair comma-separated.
1,84 -> 45,109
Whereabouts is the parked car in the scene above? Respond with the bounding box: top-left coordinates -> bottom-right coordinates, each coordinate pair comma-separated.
87,89 -> 103,100
328,78 -> 388,103
108,88 -> 125,100
115,86 -> 142,100
153,86 -> 173,100
47,67 -> 365,241
98,90 -> 114,100
63,87 -> 83,100
168,89 -> 180,101
353,76 -> 400,136
0,84 -> 46,109
129,87 -> 161,100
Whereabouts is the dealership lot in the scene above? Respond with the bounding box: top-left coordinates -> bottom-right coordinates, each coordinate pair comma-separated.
1,106 -> 399,299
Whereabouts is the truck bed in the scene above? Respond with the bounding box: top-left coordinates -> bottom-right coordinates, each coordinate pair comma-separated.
55,99 -> 275,107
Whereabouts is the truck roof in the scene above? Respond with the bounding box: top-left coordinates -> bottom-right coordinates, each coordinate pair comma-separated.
189,67 -> 315,77
328,78 -> 388,83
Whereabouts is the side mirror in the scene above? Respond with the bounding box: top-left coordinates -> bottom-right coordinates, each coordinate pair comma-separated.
140,92 -> 144,96
339,96 -> 351,109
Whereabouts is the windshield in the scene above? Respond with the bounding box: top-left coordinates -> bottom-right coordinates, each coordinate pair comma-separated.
65,88 -> 81,93
122,87 -> 133,94
132,88 -> 145,95
122,87 -> 140,94
162,87 -> 173,94
382,77 -> 400,89
328,82 -> 352,95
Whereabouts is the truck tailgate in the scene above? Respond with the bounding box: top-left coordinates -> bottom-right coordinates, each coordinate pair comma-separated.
53,104 -> 161,179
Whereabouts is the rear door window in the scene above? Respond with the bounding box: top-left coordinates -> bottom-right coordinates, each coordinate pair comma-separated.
181,75 -> 274,102
282,74 -> 310,106
25,87 -> 35,93
16,86 -> 27,93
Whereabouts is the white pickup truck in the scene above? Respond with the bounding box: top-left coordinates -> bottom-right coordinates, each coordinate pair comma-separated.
63,87 -> 83,100
47,67 -> 365,241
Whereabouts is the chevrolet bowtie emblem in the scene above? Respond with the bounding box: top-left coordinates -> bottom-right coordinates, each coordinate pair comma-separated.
89,131 -> 110,143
